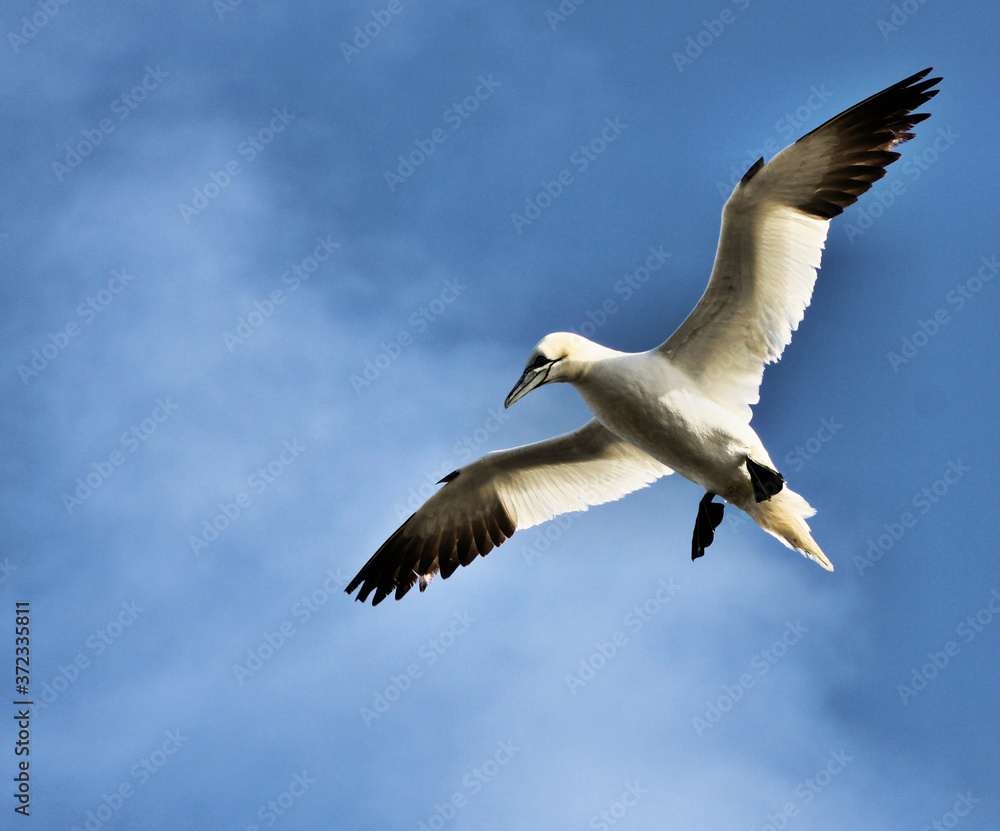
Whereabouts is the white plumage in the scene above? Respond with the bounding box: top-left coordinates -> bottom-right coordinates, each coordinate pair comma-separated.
347,69 -> 941,604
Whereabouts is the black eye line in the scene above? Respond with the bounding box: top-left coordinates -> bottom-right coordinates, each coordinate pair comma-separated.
529,354 -> 563,371
537,362 -> 552,387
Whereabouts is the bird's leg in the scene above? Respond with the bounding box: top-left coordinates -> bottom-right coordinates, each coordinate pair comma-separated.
746,456 -> 784,502
691,491 -> 725,561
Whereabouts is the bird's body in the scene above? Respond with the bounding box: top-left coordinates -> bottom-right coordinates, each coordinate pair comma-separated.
347,68 -> 941,604
518,335 -> 829,567
572,347 -> 763,499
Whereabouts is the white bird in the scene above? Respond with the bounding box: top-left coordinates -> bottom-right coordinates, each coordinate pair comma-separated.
347,69 -> 941,604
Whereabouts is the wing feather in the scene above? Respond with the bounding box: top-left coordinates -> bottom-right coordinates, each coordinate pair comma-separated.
658,68 -> 940,418
346,420 -> 671,604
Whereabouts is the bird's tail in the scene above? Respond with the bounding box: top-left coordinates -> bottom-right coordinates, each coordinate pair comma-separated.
748,486 -> 833,571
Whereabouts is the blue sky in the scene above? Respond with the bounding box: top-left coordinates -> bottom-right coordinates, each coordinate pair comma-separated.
2,0 -> 998,828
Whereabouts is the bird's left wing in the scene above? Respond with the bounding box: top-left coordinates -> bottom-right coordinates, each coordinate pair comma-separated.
345,419 -> 671,604
657,68 -> 941,419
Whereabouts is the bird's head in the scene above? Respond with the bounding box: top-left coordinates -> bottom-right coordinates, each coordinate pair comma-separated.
504,332 -> 595,408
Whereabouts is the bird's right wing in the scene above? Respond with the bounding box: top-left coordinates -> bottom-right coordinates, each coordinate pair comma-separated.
657,68 -> 940,419
345,420 -> 672,604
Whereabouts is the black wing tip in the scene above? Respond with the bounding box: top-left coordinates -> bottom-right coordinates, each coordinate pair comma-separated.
794,68 -> 941,220
345,502 -> 518,606
899,66 -> 936,87
741,157 -> 765,184
872,66 -> 940,103
798,67 -> 942,144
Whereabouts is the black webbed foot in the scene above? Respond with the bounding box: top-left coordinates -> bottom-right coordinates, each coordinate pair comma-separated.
746,456 -> 784,502
692,491 -> 725,561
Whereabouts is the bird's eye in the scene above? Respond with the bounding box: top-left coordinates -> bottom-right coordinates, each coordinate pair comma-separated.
529,355 -> 549,370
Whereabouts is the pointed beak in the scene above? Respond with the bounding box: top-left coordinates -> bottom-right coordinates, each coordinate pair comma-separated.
504,366 -> 547,409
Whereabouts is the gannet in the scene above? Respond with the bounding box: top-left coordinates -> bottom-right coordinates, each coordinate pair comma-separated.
347,68 -> 941,604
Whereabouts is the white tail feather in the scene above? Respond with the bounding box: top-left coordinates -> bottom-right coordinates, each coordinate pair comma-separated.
749,487 -> 833,571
